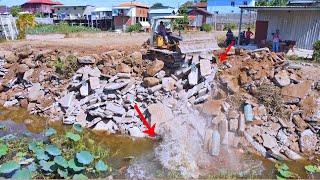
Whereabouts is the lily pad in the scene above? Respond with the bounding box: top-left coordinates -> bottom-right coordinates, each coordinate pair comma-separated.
27,162 -> 37,172
0,144 -> 8,158
12,168 -> 31,180
305,165 -> 320,173
73,124 -> 83,133
35,149 -> 49,161
45,144 -> 61,156
95,160 -> 108,172
76,151 -> 94,165
68,158 -> 85,172
0,160 -> 20,174
0,134 -> 16,141
58,168 -> 69,178
279,169 -> 298,178
54,156 -> 68,168
39,160 -> 55,172
73,173 -> 88,180
44,128 -> 57,137
66,132 -> 81,142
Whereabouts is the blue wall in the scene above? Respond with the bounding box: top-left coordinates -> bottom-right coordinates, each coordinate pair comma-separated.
207,0 -> 255,14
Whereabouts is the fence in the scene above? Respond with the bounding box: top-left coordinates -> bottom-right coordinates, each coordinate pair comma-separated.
211,12 -> 257,30
0,14 -> 18,40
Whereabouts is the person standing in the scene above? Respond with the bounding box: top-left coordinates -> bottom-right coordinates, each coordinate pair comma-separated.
272,29 -> 281,52
245,28 -> 254,45
226,28 -> 234,46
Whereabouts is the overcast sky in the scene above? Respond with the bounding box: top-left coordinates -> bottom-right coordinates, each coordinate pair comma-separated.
1,0 -> 188,8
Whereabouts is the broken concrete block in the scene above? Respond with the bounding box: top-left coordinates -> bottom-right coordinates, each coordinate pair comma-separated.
299,129 -> 318,153
200,59 -> 211,77
229,118 -> 238,132
105,103 -> 126,115
262,133 -> 278,149
80,82 -> 89,96
128,127 -> 145,138
188,66 -> 198,86
143,77 -> 160,87
89,77 -> 100,90
274,70 -> 291,87
23,69 -> 34,80
89,67 -> 101,77
63,116 -> 76,125
210,130 -> 220,156
149,84 -> 162,93
281,80 -> 313,99
162,77 -> 176,91
28,83 -> 44,102
146,60 -> 164,76
93,120 -> 117,134
104,82 -> 128,91
4,99 -> 19,107
59,92 -> 74,108
78,56 -> 95,64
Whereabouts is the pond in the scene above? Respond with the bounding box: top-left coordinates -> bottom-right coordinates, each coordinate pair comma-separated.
0,107 -> 319,179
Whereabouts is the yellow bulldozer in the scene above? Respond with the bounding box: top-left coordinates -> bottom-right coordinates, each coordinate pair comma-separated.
147,16 -> 219,67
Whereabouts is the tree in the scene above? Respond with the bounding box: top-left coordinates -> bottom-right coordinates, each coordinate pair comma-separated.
173,1 -> 193,30
10,5 -> 22,17
200,0 -> 207,2
150,3 -> 168,9
256,0 -> 288,6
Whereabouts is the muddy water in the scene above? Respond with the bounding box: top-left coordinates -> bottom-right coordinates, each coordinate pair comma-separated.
0,107 -> 156,177
0,107 -> 319,179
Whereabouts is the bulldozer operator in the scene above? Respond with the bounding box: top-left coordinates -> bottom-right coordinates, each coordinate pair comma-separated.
156,21 -> 169,43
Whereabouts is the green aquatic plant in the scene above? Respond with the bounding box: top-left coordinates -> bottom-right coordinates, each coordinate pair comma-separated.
305,165 -> 320,173
45,144 -> 61,156
0,160 -> 20,174
68,158 -> 85,172
44,128 -> 57,137
275,163 -> 299,179
12,168 -> 31,180
54,156 -> 68,169
73,124 -> 83,133
95,160 -> 108,172
73,173 -> 88,180
0,144 -> 8,158
76,151 -> 94,165
66,132 -> 81,142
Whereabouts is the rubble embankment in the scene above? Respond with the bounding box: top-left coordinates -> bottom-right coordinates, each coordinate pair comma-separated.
0,45 -> 319,178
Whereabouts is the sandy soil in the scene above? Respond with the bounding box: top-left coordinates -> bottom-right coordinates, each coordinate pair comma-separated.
0,31 -> 227,54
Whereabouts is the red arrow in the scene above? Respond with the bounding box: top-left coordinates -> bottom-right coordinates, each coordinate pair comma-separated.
219,41 -> 235,62
134,104 -> 156,137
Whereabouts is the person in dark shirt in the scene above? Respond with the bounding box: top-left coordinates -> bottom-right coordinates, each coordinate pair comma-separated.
245,28 -> 254,45
226,28 -> 234,46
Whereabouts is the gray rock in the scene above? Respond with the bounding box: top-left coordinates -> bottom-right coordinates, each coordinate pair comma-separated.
80,82 -> 89,96
23,69 -> 34,80
78,56 -> 95,64
156,70 -> 166,79
17,64 -> 29,74
162,77 -> 176,92
59,92 -> 74,108
299,129 -> 318,153
128,127 -> 145,138
200,59 -> 211,77
104,82 -> 128,90
188,66 -> 198,86
229,118 -> 238,132
4,99 -> 19,107
210,130 -> 220,156
88,67 -> 101,77
274,70 -> 290,87
87,117 -> 102,128
93,120 -> 118,133
28,83 -> 44,102
148,84 -> 162,93
244,132 -> 267,157
262,133 -> 278,149
89,77 -> 100,90
284,148 -> 304,160
105,103 -> 126,115
238,113 -> 245,133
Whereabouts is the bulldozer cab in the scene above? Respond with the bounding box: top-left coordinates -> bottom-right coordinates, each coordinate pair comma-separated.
150,16 -> 184,48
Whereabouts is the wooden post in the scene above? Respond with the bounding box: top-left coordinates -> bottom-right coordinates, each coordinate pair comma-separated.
237,8 -> 243,46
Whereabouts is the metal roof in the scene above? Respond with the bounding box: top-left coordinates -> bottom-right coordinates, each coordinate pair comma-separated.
239,5 -> 320,10
23,0 -> 63,5
149,8 -> 177,14
93,7 -> 112,12
151,15 -> 184,20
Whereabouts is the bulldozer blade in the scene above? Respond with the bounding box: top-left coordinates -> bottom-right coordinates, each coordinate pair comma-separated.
178,32 -> 220,54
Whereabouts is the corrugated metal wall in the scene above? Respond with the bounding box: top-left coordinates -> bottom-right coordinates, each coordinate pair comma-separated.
257,10 -> 320,50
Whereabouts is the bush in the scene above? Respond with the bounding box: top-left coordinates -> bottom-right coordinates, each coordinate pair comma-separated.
201,24 -> 213,32
313,40 -> 320,62
17,14 -> 36,39
126,23 -> 141,32
26,22 -> 100,35
53,55 -> 78,78
223,23 -> 237,31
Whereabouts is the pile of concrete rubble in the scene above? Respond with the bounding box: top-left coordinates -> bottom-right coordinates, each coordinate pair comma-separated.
0,45 -> 319,166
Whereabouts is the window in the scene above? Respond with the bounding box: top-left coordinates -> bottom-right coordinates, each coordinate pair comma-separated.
83,7 -> 85,10
231,1 -> 235,6
243,1 -> 248,5
57,8 -> 60,10
74,7 -> 76,10
65,8 -> 68,10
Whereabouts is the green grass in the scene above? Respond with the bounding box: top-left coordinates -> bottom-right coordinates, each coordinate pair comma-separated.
26,22 -> 101,35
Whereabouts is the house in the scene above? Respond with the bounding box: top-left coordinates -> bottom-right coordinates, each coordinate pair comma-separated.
92,7 -> 112,20
91,7 -> 113,30
112,2 -> 149,30
287,0 -> 320,6
207,0 -> 255,14
191,2 -> 208,10
239,5 -> 320,50
21,0 -> 62,16
53,5 -> 95,20
0,6 -> 10,14
187,8 -> 213,28
149,8 -> 178,22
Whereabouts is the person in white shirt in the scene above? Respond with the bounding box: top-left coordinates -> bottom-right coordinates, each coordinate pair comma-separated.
272,29 -> 281,52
